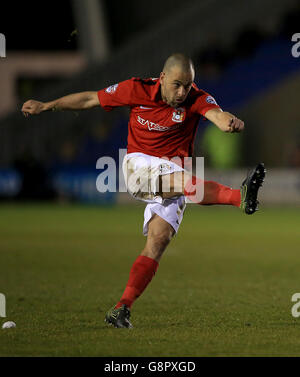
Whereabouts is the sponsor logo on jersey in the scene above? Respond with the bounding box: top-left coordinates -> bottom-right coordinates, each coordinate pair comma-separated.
137,116 -> 179,132
172,107 -> 185,123
105,84 -> 119,94
206,96 -> 217,105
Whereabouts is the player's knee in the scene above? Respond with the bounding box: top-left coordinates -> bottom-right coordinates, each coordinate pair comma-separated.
151,229 -> 173,251
142,214 -> 175,261
146,227 -> 174,258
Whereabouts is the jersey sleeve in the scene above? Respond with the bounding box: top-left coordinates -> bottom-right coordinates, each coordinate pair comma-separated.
97,78 -> 136,111
191,90 -> 221,117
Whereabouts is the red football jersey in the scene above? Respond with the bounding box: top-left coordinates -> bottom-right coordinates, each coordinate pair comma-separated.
97,77 -> 220,158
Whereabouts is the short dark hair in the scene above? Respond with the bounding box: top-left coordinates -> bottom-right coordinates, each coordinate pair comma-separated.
163,53 -> 194,73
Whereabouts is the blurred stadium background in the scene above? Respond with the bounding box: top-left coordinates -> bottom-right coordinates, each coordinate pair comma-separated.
0,0 -> 299,205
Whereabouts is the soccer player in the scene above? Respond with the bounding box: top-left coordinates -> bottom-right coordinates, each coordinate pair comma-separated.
22,53 -> 266,329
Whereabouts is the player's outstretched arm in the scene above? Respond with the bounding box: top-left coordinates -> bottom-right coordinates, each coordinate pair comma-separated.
21,91 -> 99,117
205,108 -> 244,133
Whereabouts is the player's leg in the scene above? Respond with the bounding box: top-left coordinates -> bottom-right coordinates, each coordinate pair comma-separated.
159,171 -> 241,207
105,215 -> 175,328
141,214 -> 175,262
115,215 -> 174,308
105,154 -> 187,328
160,163 -> 266,214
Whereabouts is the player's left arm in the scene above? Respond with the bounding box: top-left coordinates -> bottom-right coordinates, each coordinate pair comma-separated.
204,108 -> 244,133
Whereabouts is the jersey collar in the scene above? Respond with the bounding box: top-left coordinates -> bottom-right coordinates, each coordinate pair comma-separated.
151,79 -> 163,103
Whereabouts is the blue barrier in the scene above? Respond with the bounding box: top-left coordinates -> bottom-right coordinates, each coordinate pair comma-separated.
52,169 -> 116,204
0,169 -> 21,197
0,168 -> 116,204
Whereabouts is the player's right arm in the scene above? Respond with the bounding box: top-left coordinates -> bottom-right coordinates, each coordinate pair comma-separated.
22,91 -> 99,116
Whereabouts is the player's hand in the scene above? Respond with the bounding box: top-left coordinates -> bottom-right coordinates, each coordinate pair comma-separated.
228,117 -> 244,133
21,100 -> 45,117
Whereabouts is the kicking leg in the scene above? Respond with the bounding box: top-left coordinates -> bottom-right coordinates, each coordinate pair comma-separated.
160,171 -> 241,207
159,163 -> 266,213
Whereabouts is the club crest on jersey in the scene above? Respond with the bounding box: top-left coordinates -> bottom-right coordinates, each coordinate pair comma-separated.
172,107 -> 185,123
105,84 -> 119,94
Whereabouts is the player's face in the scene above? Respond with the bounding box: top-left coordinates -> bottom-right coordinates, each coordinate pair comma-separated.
160,66 -> 194,108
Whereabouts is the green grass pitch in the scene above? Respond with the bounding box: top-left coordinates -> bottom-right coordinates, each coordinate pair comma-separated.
0,202 -> 299,356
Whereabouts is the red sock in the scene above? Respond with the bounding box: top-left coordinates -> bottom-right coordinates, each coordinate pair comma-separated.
184,176 -> 241,207
115,255 -> 159,309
